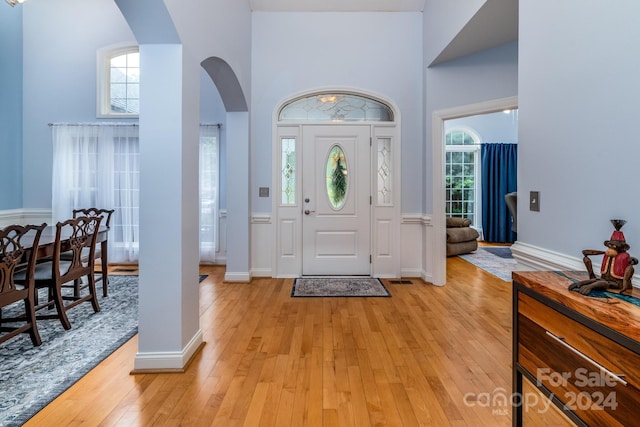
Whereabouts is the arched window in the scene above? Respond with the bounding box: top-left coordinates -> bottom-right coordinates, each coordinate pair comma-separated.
445,128 -> 481,227
97,46 -> 140,117
279,92 -> 393,122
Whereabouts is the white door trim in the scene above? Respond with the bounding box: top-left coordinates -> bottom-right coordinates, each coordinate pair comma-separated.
272,88 -> 401,278
431,96 -> 518,286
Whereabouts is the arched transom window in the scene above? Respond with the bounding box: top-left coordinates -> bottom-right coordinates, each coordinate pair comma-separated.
279,92 -> 394,122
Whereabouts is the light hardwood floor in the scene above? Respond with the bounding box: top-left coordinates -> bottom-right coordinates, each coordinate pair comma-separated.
24,258 -> 571,426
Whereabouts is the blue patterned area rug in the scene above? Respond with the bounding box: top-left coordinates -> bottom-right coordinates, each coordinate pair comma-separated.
0,273 -> 208,426
459,246 -> 518,282
0,275 -> 139,427
482,246 -> 513,259
291,276 -> 391,297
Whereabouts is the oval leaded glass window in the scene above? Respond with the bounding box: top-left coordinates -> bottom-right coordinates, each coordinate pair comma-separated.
326,145 -> 348,209
279,92 -> 393,122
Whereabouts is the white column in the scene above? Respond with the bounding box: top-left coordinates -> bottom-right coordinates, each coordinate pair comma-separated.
134,44 -> 202,371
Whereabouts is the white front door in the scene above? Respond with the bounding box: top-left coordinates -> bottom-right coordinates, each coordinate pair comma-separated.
302,125 -> 371,275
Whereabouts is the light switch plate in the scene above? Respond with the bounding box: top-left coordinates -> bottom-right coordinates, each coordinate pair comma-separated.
259,187 -> 270,197
530,191 -> 540,211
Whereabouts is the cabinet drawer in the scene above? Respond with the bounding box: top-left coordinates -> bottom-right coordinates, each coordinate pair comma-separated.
518,293 -> 640,426
518,292 -> 640,389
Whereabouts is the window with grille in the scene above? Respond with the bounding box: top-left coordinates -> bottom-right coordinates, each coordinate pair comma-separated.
445,129 -> 480,227
97,46 -> 140,117
52,123 -> 218,263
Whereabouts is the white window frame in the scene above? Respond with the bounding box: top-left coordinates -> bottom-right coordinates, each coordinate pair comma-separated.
445,127 -> 482,232
96,44 -> 139,118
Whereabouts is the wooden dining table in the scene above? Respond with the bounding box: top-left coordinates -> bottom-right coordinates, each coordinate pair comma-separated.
22,225 -> 109,262
23,224 -> 110,290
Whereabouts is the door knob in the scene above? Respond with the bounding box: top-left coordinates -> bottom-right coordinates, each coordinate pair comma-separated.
304,210 -> 315,215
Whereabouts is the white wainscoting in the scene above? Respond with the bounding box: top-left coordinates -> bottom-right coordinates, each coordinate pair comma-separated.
15,209 -> 613,286
214,209 -> 227,265
246,211 -> 640,286
0,208 -> 229,267
0,208 -> 52,228
250,212 -> 433,280
400,214 -> 425,278
251,213 -> 273,277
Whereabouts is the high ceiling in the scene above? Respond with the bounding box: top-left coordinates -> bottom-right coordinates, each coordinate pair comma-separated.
431,0 -> 518,65
250,0 -> 425,12
250,0 -> 517,65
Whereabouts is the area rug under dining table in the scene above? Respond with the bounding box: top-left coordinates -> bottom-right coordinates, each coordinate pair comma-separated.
0,273 -> 209,426
0,275 -> 139,426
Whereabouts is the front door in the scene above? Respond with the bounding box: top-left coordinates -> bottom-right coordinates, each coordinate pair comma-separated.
302,125 -> 371,275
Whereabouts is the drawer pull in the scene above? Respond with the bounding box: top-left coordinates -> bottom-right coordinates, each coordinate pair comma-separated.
545,331 -> 628,386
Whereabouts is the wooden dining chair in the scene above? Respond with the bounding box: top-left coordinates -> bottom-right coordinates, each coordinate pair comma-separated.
21,216 -> 103,330
63,208 -> 114,297
0,223 -> 47,346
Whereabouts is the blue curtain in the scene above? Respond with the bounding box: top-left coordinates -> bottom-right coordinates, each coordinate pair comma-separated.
481,143 -> 517,243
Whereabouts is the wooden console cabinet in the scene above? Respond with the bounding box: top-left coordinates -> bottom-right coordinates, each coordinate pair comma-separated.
512,270 -> 640,426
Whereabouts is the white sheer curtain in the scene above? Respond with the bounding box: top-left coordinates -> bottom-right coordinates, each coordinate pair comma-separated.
199,125 -> 219,264
52,123 -> 218,264
52,123 -> 139,263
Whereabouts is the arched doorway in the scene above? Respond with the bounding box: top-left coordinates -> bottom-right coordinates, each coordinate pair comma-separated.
272,90 -> 401,278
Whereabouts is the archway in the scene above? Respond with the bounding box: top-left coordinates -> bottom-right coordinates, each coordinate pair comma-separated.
201,57 -> 250,282
431,96 -> 518,286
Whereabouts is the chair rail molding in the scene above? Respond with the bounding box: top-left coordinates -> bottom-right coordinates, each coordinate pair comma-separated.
251,213 -> 272,278
0,209 -> 52,228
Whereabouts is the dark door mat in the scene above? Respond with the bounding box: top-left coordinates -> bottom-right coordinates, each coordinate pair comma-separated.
292,277 -> 390,297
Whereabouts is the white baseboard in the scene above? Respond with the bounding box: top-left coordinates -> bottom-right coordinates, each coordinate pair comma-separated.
511,241 -> 640,287
422,271 -> 442,286
251,267 -> 272,277
132,329 -> 204,372
224,272 -> 252,282
510,241 -> 584,271
400,268 -> 423,278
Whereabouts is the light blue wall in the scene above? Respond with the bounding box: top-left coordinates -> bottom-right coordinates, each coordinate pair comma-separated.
200,69 -> 227,209
518,0 -> 640,255
424,41 -> 518,213
20,0 -> 231,211
0,7 -> 23,209
251,12 -> 424,213
22,0 -> 136,208
445,110 -> 518,143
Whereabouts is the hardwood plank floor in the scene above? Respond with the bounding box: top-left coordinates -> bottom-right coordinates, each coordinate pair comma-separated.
24,259 -> 572,426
